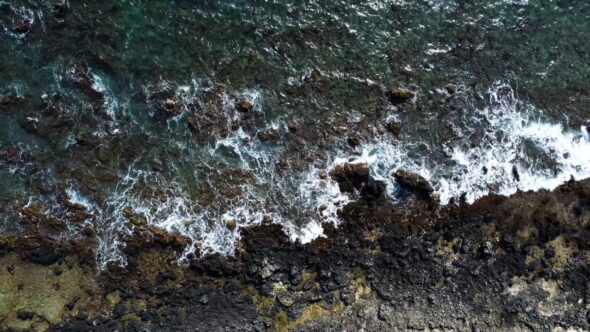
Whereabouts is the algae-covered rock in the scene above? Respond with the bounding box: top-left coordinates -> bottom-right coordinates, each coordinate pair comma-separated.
0,253 -> 100,331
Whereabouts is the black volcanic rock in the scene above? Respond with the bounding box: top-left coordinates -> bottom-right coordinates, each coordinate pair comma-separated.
393,168 -> 434,198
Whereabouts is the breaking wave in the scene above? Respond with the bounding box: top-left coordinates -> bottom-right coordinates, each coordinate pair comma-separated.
48,82 -> 590,268
352,83 -> 590,204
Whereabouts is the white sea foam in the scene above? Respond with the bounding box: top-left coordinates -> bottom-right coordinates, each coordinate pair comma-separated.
342,83 -> 590,204
433,84 -> 589,203
71,82 -> 590,269
91,73 -> 124,120
84,87 -> 353,265
65,187 -> 95,211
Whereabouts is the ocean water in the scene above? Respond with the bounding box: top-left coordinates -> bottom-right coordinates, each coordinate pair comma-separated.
0,0 -> 588,267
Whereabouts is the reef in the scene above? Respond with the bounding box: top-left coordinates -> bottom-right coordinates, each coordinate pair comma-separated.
1,178 -> 589,331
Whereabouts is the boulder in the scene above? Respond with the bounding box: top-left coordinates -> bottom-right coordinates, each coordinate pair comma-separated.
330,162 -> 370,184
386,88 -> 414,104
162,99 -> 180,115
226,219 -> 237,231
330,162 -> 386,203
0,92 -> 23,108
187,115 -> 198,130
393,169 -> 434,197
17,310 -> 34,320
445,84 -> 458,94
387,121 -> 401,136
258,128 -> 279,141
236,100 -> 254,112
13,20 -> 31,34
347,136 -> 361,148
20,117 -> 39,133
287,120 -> 300,133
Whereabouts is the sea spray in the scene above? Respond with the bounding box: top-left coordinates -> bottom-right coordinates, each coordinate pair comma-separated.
349,83 -> 590,204
81,82 -> 590,267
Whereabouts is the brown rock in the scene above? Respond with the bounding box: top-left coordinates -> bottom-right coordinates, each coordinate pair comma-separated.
387,88 -> 415,104
227,219 -> 237,231
237,100 -> 254,112
147,226 -> 189,247
258,128 -> 279,141
187,115 -> 198,130
445,84 -> 458,94
393,169 -> 434,197
387,121 -> 401,136
347,136 -> 361,148
288,120 -> 300,133
165,99 -> 176,109
262,215 -> 273,224
330,162 -> 370,180
277,294 -> 295,307
13,21 -> 31,34
163,99 -> 180,115
123,207 -> 147,226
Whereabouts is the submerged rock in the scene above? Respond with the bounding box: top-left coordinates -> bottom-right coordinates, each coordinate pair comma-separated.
53,3 -> 69,18
393,169 -> 434,198
13,21 -> 32,34
69,64 -> 104,100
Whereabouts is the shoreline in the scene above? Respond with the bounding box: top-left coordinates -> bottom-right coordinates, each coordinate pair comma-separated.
1,178 -> 589,331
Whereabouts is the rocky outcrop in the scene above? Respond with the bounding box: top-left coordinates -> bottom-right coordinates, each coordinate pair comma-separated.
393,169 -> 434,198
330,162 -> 386,205
386,88 -> 415,104
0,179 -> 589,331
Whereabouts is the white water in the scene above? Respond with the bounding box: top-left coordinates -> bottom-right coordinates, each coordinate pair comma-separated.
346,83 -> 590,204
52,82 -> 590,268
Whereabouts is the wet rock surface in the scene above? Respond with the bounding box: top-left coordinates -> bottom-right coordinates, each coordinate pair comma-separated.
0,1 -> 589,331
394,169 -> 435,199
1,179 -> 589,331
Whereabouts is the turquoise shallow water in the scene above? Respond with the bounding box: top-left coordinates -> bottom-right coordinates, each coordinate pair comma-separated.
0,0 -> 589,266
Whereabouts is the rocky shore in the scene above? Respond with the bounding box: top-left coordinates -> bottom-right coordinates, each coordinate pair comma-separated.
1,1 -> 590,331
1,177 -> 589,331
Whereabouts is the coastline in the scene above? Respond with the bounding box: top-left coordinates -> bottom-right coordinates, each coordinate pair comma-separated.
1,178 -> 588,331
